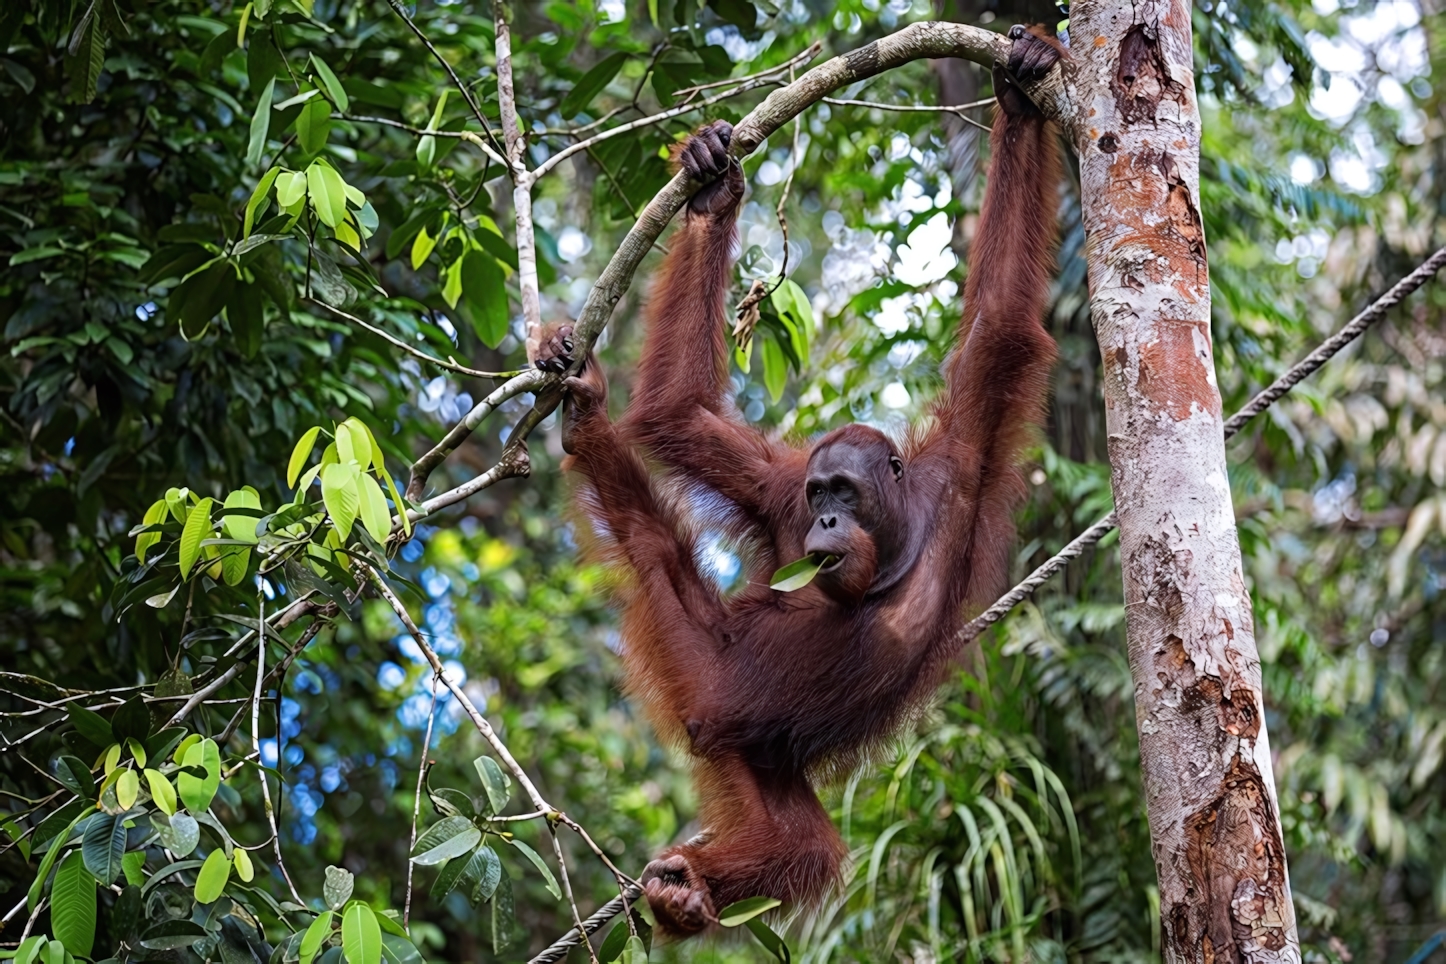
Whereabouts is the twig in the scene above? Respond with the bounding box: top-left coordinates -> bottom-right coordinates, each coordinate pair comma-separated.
526,884 -> 645,964
672,43 -> 825,99
251,591 -> 304,905
383,0 -> 506,162
307,299 -> 519,379
403,673 -> 440,929
405,368 -> 547,503
823,95 -> 994,132
955,243 -> 1446,644
491,1 -> 547,365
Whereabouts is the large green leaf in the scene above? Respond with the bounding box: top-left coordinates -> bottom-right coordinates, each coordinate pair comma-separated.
505,838 -> 560,900
152,812 -> 200,857
66,704 -> 113,753
309,55 -> 349,112
299,911 -> 333,964
222,487 -> 263,543
473,756 -> 510,815
246,78 -> 276,168
341,903 -> 381,964
193,848 -> 230,904
178,497 -> 213,579
288,426 -> 323,489
356,472 -> 391,543
296,97 -> 332,154
307,161 -> 347,228
323,865 -> 354,910
461,248 -> 508,348
171,260 -> 236,341
177,738 -> 221,813
321,462 -> 360,541
51,851 -> 96,956
559,52 -> 629,117
81,813 -> 126,884
410,816 -> 480,866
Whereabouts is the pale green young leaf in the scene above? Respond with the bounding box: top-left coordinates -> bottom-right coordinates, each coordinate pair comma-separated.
136,498 -> 167,563
321,462 -> 360,541
116,768 -> 139,810
410,225 -> 437,270
193,848 -> 230,904
144,769 -> 177,815
341,903 -> 382,964
299,911 -> 334,964
276,170 -> 307,208
717,896 -> 782,927
761,335 -> 786,403
307,162 -> 346,228
505,838 -> 561,900
233,847 -> 255,882
223,486 -> 262,543
288,426 -> 322,488
244,167 -> 281,237
178,497 -> 214,579
178,738 -> 221,813
357,473 -> 391,543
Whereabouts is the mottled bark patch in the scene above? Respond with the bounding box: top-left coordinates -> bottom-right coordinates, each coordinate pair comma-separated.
1138,319 -> 1218,421
1171,757 -> 1293,964
1112,23 -> 1187,125
844,41 -> 881,77
1160,152 -> 1209,272
1129,533 -> 1190,621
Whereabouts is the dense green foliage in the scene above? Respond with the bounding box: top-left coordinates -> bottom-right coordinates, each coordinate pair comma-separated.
1,0 -> 1443,961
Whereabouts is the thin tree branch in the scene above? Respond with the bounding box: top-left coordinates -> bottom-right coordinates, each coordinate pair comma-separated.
251,592 -> 303,905
955,243 -> 1446,645
403,673 -> 439,929
823,95 -> 994,132
405,368 -> 547,503
383,0 -> 505,159
527,884 -> 645,964
308,299 -> 520,379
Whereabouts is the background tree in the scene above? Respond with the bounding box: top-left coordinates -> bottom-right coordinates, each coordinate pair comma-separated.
1,1 -> 1443,962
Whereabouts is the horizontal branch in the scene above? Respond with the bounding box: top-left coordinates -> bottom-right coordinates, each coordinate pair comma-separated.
405,368 -> 547,502
822,95 -> 994,131
309,299 -> 518,379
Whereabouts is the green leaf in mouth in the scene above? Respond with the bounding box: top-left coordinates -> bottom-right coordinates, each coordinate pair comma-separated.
769,554 -> 839,592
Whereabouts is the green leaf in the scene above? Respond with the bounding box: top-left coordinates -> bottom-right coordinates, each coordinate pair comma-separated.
244,168 -> 282,237
441,257 -> 463,309
68,704 -> 114,749
277,169 -> 308,208
13,936 -> 45,964
309,54 -> 349,112
152,812 -> 200,856
65,9 -> 105,105
172,734 -> 201,765
288,426 -> 323,488
81,813 -> 125,884
122,850 -> 146,886
505,838 -> 560,900
54,756 -> 95,800
771,278 -> 813,361
178,496 -> 213,579
460,248 -> 508,348
619,936 -> 648,964
138,919 -> 210,950
410,816 -> 481,866
194,848 -> 230,904
51,851 -> 96,957
27,806 -> 93,912
144,769 -> 177,816
296,97 -> 332,154
598,920 -> 631,963
171,260 -> 236,341
378,465 -> 410,538
410,224 -> 438,270
233,847 -> 255,882
222,487 -> 263,543
112,697 -> 150,743
307,162 -> 347,228
486,870 -> 513,955
472,756 -> 510,815
468,846 -> 502,905
116,767 -> 139,808
718,895 -> 781,926
178,738 -> 220,813
339,418 -> 373,471
761,333 -> 786,402
247,78 -> 276,168
341,903 -> 382,964
323,865 -> 354,910
227,282 -> 265,357
769,554 -> 833,592
356,472 -> 391,542
126,737 -> 148,767
745,918 -> 791,962
135,499 -> 167,563
299,911 -> 334,964
559,52 -> 629,117
321,461 -> 361,541
378,933 -> 422,964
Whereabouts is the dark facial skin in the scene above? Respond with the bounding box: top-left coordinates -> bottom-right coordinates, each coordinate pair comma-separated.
802,429 -> 908,602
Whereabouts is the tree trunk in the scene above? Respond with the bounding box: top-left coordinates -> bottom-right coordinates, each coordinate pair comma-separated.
1065,2 -> 1301,960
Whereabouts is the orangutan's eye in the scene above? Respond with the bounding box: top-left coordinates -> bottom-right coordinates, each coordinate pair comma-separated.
889,456 -> 903,480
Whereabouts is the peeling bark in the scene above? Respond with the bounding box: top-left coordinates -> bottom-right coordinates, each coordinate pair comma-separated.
1067,2 -> 1300,960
